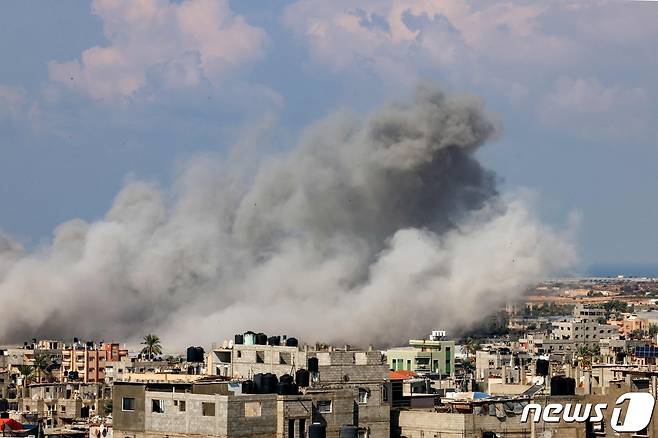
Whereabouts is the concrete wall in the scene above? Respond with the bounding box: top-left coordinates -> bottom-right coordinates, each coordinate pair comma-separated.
113,383 -> 147,432
308,351 -> 390,437
209,345 -> 307,378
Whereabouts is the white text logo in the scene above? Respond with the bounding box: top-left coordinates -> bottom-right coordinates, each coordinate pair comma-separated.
520,392 -> 654,432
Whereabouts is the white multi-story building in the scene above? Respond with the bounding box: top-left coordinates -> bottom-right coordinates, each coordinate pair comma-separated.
551,304 -> 618,349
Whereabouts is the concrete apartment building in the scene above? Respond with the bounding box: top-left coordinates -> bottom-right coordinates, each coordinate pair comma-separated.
62,342 -> 128,383
11,382 -> 111,427
122,344 -> 391,437
551,304 -> 619,349
113,380 -> 375,438
307,349 -> 391,437
607,313 -> 650,336
208,343 -> 306,378
386,331 -> 455,377
474,348 -> 513,381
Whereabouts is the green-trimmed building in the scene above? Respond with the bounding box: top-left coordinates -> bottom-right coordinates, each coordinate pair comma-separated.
386,337 -> 455,377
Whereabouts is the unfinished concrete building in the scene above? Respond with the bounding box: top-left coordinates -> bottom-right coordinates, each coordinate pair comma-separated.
306,350 -> 391,437
11,382 -> 111,427
208,344 -> 306,379
113,380 -> 369,438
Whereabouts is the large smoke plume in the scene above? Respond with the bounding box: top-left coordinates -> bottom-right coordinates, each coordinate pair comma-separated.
0,87 -> 575,349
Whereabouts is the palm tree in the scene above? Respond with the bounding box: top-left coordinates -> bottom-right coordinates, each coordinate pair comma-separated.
141,334 -> 163,360
464,338 -> 481,358
33,353 -> 51,383
577,346 -> 593,370
16,365 -> 34,386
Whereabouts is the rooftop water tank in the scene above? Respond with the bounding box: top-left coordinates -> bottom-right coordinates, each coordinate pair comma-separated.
244,331 -> 256,345
309,423 -> 326,438
256,333 -> 268,345
254,373 -> 278,394
295,369 -> 310,387
339,425 -> 358,438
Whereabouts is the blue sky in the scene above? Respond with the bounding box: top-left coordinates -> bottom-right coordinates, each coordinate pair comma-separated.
1,0 -> 657,273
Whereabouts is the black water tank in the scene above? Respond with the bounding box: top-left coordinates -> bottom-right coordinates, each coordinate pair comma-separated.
277,382 -> 299,395
254,373 -> 278,394
296,369 -> 310,387
234,334 -> 244,345
0,399 -> 8,411
308,357 -> 319,373
280,374 -> 294,384
616,351 -> 626,363
256,333 -> 268,345
187,346 -> 202,362
550,376 -> 575,396
535,359 -> 549,376
268,336 -> 281,346
286,337 -> 299,347
0,411 -> 8,419
339,425 -> 358,438
309,423 -> 326,438
242,380 -> 254,394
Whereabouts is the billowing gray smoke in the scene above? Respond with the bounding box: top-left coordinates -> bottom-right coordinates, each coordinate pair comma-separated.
0,87 -> 575,349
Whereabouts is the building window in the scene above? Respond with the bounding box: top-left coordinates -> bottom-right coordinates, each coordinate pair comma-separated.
237,351 -> 242,358
317,400 -> 332,413
288,419 -> 295,438
178,400 -> 186,412
382,385 -> 388,402
279,352 -> 291,365
202,402 -> 215,416
122,397 -> 135,411
358,388 -> 370,404
256,351 -> 265,363
152,399 -> 164,413
245,401 -> 261,417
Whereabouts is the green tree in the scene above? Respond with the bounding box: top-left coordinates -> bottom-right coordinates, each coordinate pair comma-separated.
577,346 -> 593,369
629,329 -> 646,340
649,324 -> 658,338
141,334 -> 163,360
16,364 -> 34,386
33,353 -> 52,383
463,338 -> 481,358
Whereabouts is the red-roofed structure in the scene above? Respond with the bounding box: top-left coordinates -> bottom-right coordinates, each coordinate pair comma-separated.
389,370 -> 418,380
0,418 -> 24,431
